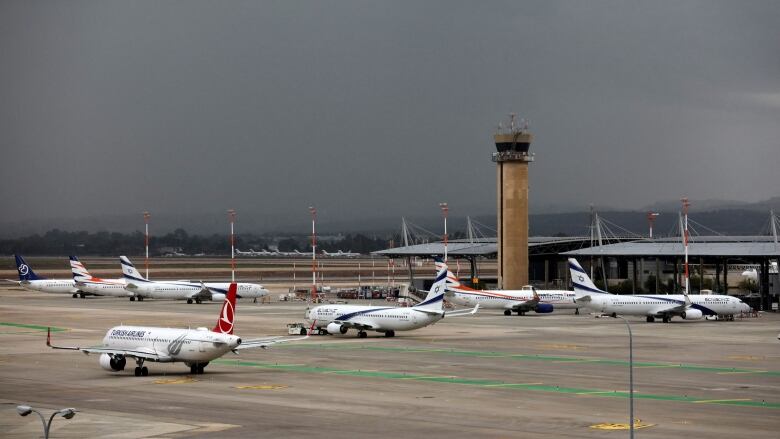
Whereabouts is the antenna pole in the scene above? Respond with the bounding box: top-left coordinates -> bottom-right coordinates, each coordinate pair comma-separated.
439,203 -> 449,262
227,209 -> 236,282
309,206 -> 317,302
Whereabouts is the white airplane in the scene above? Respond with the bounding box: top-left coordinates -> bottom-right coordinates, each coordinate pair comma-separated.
47,283 -> 314,376
568,258 -> 751,322
120,256 -> 269,303
444,268 -> 577,316
305,258 -> 478,338
70,256 -> 132,298
7,255 -> 83,297
322,250 -> 361,258
234,248 -> 257,257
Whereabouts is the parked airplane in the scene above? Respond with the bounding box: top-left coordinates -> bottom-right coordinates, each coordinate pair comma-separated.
7,255 -> 82,297
47,283 -> 314,376
120,256 -> 269,303
445,269 -> 577,315
305,258 -> 478,337
322,250 -> 361,258
70,256 -> 131,298
568,258 -> 751,322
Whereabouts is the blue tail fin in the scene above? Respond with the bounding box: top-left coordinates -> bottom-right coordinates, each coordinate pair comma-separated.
413,257 -> 448,311
15,255 -> 44,281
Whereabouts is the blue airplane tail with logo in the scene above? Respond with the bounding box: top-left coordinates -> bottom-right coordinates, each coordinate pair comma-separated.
567,258 -> 609,296
413,257 -> 448,311
14,255 -> 44,281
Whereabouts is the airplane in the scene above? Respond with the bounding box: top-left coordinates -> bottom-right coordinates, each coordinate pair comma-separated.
70,256 -> 131,298
444,268 -> 577,316
47,283 -> 314,376
568,258 -> 751,322
120,256 -> 270,303
322,250 -> 361,258
7,255 -> 83,298
305,258 -> 478,338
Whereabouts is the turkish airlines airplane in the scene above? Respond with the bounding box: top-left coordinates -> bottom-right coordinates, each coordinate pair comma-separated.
47,283 -> 313,376
120,256 -> 269,303
70,256 -> 131,298
568,258 -> 751,322
445,269 -> 577,316
8,255 -> 82,297
305,258 -> 478,338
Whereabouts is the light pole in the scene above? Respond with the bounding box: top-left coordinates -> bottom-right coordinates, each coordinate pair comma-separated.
646,212 -> 659,239
439,202 -> 449,262
600,314 -> 634,438
143,211 -> 151,279
227,209 -> 236,283
309,206 -> 317,302
16,405 -> 77,439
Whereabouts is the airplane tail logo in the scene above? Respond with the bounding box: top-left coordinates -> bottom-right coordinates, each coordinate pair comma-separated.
213,283 -> 238,334
413,257 -> 448,310
567,258 -> 608,295
14,255 -> 42,281
69,256 -> 92,281
120,256 -> 147,282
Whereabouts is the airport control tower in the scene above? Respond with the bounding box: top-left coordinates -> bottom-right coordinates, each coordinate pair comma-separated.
493,114 -> 534,289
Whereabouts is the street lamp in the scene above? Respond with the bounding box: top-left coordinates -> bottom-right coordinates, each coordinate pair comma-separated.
439,202 -> 449,262
16,405 -> 77,439
598,314 -> 635,438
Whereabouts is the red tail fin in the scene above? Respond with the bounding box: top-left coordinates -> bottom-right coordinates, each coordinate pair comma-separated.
213,283 -> 237,334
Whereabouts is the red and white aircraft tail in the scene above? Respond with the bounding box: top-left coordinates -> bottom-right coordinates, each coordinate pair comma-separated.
213,283 -> 237,334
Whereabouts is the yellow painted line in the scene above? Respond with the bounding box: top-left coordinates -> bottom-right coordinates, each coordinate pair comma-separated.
590,420 -> 655,430
693,398 -> 752,404
728,355 -> 764,361
154,377 -> 198,384
235,384 -> 288,390
485,382 -> 544,387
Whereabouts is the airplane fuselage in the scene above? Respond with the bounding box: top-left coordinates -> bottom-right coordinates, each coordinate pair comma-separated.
19,279 -> 78,294
101,325 -> 241,363
448,288 -> 577,312
583,294 -> 750,317
306,305 -> 442,332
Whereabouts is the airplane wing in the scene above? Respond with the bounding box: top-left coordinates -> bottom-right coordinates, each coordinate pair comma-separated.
46,328 -> 166,362
187,283 -> 214,301
446,304 -> 479,317
235,321 -> 316,350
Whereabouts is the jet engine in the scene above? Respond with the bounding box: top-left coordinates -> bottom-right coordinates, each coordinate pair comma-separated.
326,322 -> 349,335
99,353 -> 126,372
534,303 -> 554,313
681,309 -> 703,320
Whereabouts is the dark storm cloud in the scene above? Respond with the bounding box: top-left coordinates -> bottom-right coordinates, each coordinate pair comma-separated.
1,0 -> 778,233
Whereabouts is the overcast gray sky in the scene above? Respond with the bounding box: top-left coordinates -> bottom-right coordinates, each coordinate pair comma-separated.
1,1 -> 778,231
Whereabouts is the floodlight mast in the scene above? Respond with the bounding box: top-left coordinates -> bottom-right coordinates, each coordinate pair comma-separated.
227,209 -> 236,282
681,198 -> 690,295
143,211 -> 151,279
310,206 -> 317,302
439,202 -> 449,262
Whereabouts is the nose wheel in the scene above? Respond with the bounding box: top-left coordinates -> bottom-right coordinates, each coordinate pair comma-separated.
133,359 -> 148,376
357,331 -> 368,338
384,330 -> 395,337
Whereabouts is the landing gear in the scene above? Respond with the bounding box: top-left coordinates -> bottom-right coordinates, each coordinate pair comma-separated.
504,310 -> 512,316
357,331 -> 368,338
72,293 -> 79,298
516,311 -> 526,316
317,329 -> 327,336
611,312 -> 617,318
662,315 -> 670,323
129,296 -> 136,302
646,316 -> 655,323
575,308 -> 580,315
187,299 -> 193,304
384,330 -> 395,338
79,293 -> 86,299
133,359 -> 148,376
189,363 -> 208,374
195,298 -> 202,304
253,298 -> 257,303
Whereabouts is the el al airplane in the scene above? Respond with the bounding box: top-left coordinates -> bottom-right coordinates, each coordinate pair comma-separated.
305,258 -> 478,338
47,283 -> 313,376
8,255 -> 83,297
445,269 -> 577,316
70,256 -> 131,298
120,256 -> 269,303
568,258 -> 751,322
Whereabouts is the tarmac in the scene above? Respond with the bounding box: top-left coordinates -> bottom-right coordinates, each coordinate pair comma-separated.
1,285 -> 779,438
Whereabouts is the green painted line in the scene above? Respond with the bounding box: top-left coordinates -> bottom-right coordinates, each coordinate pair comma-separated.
0,322 -> 66,332
212,358 -> 780,409
278,343 -> 780,376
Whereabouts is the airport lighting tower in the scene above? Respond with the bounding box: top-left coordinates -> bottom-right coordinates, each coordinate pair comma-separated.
228,209 -> 236,282
493,114 -> 533,289
439,202 -> 449,262
309,206 -> 317,302
681,198 -> 690,294
143,211 -> 151,279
